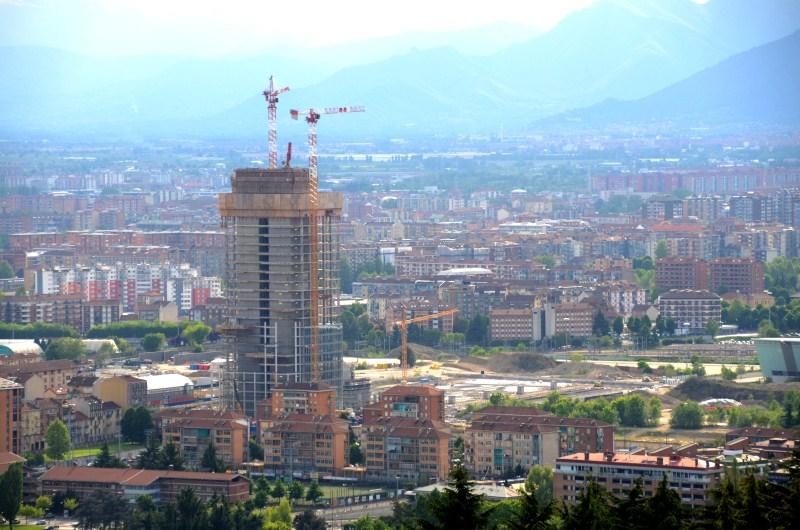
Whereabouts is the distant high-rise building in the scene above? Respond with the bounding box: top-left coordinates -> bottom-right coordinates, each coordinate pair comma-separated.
218,168 -> 343,416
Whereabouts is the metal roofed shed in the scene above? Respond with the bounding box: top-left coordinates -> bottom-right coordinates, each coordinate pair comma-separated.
0,340 -> 43,356
140,373 -> 195,406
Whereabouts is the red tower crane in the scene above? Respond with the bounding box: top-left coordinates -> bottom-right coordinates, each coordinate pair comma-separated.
290,105 -> 365,383
263,75 -> 290,169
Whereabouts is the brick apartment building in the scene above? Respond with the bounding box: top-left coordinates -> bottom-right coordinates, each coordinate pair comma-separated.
464,406 -> 614,479
554,452 -> 723,508
490,308 -> 534,342
656,258 -> 708,292
708,258 -> 764,295
260,414 -> 349,477
157,409 -> 248,470
361,384 -> 451,484
656,258 -> 764,295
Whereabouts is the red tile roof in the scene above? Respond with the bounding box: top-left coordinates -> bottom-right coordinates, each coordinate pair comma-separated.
558,452 -> 720,471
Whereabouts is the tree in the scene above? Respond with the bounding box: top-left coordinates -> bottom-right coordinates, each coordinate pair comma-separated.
175,487 -> 206,530
0,260 -> 14,279
564,480 -> 614,530
121,406 -> 153,444
288,481 -> 305,502
271,480 -> 286,500
34,495 -> 52,513
721,366 -> 737,381
95,342 -> 115,368
160,443 -> 184,471
305,481 -> 323,504
200,442 -> 226,472
181,322 -> 211,346
141,332 -> 166,352
429,464 -> 486,530
758,319 -> 780,338
655,240 -> 668,259
647,396 -> 662,426
705,319 -> 720,337
340,256 -> 353,294
509,483 -> 553,530
612,316 -> 624,336
293,509 -> 326,530
44,337 -> 85,360
136,435 -> 162,469
45,419 -> 70,461
525,465 -> 553,507
18,504 -> 42,523
63,498 -> 78,514
248,438 -> 264,460
535,255 -> 556,268
614,395 -> 648,427
349,442 -> 364,465
94,442 -> 126,468
592,311 -> 610,337
0,463 -> 23,530
466,314 -> 489,345
670,402 -> 704,429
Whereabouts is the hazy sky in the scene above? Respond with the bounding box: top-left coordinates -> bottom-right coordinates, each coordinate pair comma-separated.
0,0 -> 596,56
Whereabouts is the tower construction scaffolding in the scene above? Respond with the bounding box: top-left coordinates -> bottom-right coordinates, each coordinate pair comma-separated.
219,168 -> 343,417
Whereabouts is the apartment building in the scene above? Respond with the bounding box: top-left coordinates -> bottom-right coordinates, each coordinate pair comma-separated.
0,377 -> 22,454
260,414 -> 349,477
93,375 -> 147,410
363,384 -> 445,424
0,359 -> 81,397
656,258 -> 709,292
464,407 -> 614,478
63,397 -> 122,447
361,384 -> 451,484
490,308 -> 534,342
708,258 -> 764,295
657,289 -> 722,333
554,452 -> 723,507
545,303 -> 594,338
269,382 -> 337,418
157,409 -> 248,470
362,416 -> 451,484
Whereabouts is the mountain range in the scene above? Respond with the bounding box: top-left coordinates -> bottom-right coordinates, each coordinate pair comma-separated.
1,0 -> 798,140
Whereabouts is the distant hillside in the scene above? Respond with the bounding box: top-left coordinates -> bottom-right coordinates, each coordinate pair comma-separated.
547,30 -> 800,128
1,0 -> 798,139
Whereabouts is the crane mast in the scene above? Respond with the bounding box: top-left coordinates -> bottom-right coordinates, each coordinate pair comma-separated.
394,308 -> 458,383
263,75 -> 290,169
291,105 -> 365,383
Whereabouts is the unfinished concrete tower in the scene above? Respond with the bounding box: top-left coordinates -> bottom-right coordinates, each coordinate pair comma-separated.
219,168 -> 343,417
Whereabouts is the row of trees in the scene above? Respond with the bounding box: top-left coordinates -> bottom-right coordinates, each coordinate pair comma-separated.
77,485 -> 327,530
87,320 -> 198,339
0,321 -> 78,339
541,391 -> 662,428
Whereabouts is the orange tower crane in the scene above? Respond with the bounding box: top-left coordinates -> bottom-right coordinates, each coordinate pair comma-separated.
263,75 -> 290,168
394,308 -> 458,383
290,105 -> 365,382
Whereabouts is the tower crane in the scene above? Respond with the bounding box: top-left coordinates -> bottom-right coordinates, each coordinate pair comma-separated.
393,308 -> 458,384
290,105 -> 365,383
263,76 -> 290,168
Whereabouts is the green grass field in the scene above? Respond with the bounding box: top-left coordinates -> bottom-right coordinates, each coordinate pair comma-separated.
45,442 -> 143,462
